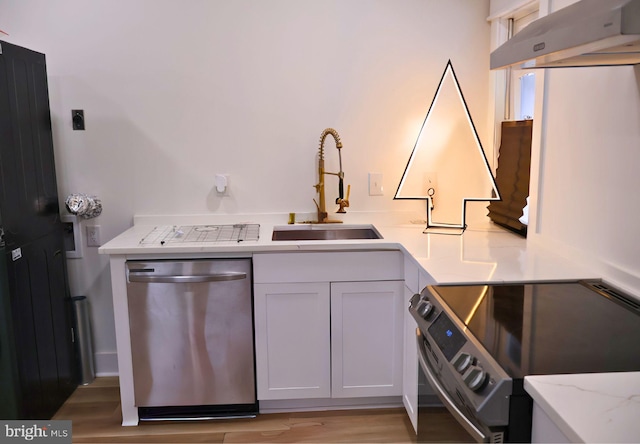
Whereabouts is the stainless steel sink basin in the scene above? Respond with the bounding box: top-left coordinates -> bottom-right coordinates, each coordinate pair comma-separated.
272,225 -> 382,241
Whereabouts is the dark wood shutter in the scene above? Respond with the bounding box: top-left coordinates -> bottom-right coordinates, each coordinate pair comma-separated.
487,120 -> 533,236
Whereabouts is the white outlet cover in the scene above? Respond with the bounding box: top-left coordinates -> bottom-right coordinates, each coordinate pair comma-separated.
369,172 -> 383,196
86,225 -> 101,247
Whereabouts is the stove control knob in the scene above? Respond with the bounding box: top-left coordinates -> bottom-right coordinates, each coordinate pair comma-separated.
417,300 -> 435,320
464,366 -> 488,392
453,352 -> 473,374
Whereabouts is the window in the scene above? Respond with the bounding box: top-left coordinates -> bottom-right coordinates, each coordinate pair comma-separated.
488,3 -> 539,236
506,8 -> 538,121
517,73 -> 535,120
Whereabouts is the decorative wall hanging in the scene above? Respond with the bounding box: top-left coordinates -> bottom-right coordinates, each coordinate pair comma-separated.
394,60 -> 500,234
65,193 -> 103,219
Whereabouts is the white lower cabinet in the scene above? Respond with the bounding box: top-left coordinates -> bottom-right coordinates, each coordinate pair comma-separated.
531,402 -> 571,443
253,250 -> 405,402
330,281 -> 404,398
254,279 -> 403,401
253,282 -> 331,400
402,285 -> 419,432
403,257 -> 426,433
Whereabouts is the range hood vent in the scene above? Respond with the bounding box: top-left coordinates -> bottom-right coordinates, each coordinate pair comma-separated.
490,0 -> 640,69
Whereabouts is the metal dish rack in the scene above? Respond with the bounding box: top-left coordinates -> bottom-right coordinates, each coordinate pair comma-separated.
139,224 -> 260,245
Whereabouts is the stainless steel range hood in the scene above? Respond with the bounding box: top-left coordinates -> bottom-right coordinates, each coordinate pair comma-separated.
490,0 -> 640,69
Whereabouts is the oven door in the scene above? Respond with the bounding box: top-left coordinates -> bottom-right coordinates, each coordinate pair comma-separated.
417,330 -> 492,443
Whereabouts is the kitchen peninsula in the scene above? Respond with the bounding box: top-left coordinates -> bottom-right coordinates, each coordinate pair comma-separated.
101,212 -> 639,442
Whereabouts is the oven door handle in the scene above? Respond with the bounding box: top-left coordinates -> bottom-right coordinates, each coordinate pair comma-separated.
416,331 -> 488,443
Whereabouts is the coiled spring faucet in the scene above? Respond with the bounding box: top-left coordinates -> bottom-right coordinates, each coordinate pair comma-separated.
314,128 -> 350,223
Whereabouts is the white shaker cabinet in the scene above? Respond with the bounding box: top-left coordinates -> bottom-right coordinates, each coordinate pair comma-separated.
253,251 -> 404,402
330,280 -> 404,398
253,282 -> 331,400
530,402 -> 571,443
401,257 -> 437,432
402,285 -> 419,432
402,256 -> 421,432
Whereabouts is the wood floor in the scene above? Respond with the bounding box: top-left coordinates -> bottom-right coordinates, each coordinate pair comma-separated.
52,377 -> 473,443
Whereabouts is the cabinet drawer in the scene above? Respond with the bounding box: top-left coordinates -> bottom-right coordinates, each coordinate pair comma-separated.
253,251 -> 403,283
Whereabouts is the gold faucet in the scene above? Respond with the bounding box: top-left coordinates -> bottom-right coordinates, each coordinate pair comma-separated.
313,128 -> 350,223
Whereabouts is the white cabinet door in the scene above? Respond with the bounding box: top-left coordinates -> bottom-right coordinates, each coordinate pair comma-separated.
254,282 -> 331,400
330,281 -> 404,398
403,285 -> 418,433
531,403 -> 571,443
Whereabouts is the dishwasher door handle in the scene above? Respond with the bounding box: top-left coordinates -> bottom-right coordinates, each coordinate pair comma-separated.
128,272 -> 247,284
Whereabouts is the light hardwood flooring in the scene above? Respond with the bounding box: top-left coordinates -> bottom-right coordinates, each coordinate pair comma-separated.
52,377 -> 473,443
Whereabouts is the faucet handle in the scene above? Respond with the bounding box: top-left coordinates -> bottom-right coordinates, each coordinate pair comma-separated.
336,184 -> 350,213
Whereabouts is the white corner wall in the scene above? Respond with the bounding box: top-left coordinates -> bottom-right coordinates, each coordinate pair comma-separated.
532,63 -> 640,297
530,0 -> 640,298
0,0 -> 492,374
490,0 -> 640,298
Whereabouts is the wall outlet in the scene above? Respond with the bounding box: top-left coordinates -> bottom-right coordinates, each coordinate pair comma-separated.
425,172 -> 438,196
86,225 -> 101,247
369,172 -> 384,196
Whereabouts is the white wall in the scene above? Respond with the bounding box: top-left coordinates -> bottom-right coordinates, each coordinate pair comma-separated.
533,58 -> 640,297
0,0 -> 492,374
488,0 -> 536,18
490,0 -> 640,298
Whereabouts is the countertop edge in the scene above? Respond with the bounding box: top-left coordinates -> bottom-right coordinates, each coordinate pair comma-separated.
524,372 -> 640,443
524,377 -> 585,443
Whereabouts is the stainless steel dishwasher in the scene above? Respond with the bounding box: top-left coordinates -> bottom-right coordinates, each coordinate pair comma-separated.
126,258 -> 257,420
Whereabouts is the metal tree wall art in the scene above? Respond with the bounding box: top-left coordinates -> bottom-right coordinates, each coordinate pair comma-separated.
395,60 -> 500,234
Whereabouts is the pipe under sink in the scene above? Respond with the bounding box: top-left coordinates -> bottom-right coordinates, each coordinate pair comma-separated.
271,224 -> 382,241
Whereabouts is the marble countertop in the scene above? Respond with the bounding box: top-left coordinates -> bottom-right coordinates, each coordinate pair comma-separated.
99,212 -> 596,285
525,372 -> 640,443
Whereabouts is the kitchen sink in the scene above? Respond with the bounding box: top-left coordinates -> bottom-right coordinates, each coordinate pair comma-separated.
272,224 -> 382,241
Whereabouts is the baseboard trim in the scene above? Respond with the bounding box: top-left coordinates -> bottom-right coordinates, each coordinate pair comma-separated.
259,396 -> 403,414
94,351 -> 118,376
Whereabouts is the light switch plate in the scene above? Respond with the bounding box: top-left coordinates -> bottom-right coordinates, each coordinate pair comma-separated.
369,172 -> 383,196
62,215 -> 83,258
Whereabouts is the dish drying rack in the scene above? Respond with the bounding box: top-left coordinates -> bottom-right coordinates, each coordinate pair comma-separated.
139,224 -> 260,245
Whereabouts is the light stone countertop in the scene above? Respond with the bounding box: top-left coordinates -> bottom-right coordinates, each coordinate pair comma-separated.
525,372 -> 640,443
99,212 -> 595,285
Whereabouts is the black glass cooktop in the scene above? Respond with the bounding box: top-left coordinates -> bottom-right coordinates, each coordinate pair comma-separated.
431,280 -> 640,379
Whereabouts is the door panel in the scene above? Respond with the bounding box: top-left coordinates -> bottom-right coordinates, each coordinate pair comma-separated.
330,281 -> 404,398
5,244 -> 43,418
254,282 -> 331,400
0,41 -> 59,247
5,231 -> 75,418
